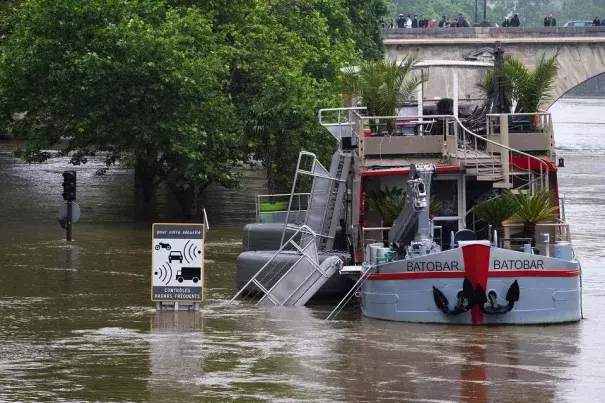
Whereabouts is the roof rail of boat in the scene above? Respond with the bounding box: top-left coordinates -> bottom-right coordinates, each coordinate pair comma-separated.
318,107 -> 367,146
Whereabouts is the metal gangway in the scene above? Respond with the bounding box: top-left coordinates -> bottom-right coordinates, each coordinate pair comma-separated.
230,225 -> 343,306
231,150 -> 350,306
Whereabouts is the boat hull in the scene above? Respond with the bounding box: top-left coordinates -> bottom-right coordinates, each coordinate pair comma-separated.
361,243 -> 581,325
237,251 -> 354,300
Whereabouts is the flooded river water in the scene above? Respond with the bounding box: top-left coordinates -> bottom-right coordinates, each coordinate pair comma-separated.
0,98 -> 604,402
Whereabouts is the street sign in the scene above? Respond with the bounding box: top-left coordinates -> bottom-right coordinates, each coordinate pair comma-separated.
59,202 -> 80,223
151,223 -> 205,303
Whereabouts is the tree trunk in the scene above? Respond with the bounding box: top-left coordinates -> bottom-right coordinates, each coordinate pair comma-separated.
266,164 -> 276,196
134,158 -> 155,203
496,224 -> 506,248
524,221 -> 536,247
168,181 -> 210,219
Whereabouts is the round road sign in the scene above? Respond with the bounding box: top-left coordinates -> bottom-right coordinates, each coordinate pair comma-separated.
58,202 -> 81,223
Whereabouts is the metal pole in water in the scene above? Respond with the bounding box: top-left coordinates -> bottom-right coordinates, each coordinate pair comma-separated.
66,200 -> 73,241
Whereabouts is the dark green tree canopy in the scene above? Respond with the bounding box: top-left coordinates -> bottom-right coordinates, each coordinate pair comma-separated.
0,0 -> 390,212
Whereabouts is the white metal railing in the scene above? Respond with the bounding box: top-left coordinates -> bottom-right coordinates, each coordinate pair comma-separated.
349,110 -> 553,195
455,114 -> 551,193
231,224 -> 319,304
318,107 -> 367,144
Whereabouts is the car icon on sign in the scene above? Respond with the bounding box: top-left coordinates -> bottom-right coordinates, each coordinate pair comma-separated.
168,251 -> 183,263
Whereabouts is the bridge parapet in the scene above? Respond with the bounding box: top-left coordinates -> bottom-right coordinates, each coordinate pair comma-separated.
384,27 -> 605,43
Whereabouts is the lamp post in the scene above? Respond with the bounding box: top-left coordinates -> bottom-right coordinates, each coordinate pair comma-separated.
476,0 -> 489,26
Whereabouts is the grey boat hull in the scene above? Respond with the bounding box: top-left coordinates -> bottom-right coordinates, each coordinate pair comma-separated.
236,250 -> 354,300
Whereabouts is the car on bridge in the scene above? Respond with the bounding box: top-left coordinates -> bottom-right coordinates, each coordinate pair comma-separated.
564,20 -> 593,27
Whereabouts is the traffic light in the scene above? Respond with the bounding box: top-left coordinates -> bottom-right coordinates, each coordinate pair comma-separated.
62,170 -> 76,201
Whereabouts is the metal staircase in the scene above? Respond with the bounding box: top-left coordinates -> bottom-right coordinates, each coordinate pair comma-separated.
231,151 -> 350,307
283,151 -> 351,250
231,225 -> 343,307
320,152 -> 351,250
452,117 -> 549,192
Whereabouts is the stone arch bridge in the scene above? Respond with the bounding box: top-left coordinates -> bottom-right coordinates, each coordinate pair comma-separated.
384,27 -> 605,109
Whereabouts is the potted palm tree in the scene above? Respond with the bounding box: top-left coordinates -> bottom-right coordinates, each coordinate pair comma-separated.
340,57 -> 426,135
471,194 -> 520,246
477,52 -> 559,117
366,185 -> 444,242
505,189 -> 559,246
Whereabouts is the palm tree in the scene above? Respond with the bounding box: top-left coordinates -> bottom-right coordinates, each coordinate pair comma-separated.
366,185 -> 444,225
340,56 -> 425,135
505,189 -> 559,246
471,195 -> 519,245
502,52 -> 559,113
366,186 -> 406,225
477,52 -> 559,114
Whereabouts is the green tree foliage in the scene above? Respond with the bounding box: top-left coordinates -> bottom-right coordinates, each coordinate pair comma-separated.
348,0 -> 391,60
506,189 -> 559,246
1,0 -> 389,212
0,0 -> 240,216
471,194 -> 519,243
202,0 -> 388,194
0,0 -> 22,42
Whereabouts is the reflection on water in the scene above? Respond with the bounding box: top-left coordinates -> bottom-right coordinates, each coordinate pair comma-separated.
0,99 -> 605,401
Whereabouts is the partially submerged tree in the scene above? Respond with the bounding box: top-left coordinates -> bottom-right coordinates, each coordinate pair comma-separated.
0,0 -> 240,217
1,0 -> 390,211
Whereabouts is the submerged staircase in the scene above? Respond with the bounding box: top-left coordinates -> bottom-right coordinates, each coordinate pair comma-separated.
231,151 -> 350,306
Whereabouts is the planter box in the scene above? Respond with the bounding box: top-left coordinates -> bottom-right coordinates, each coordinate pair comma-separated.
361,135 -> 444,156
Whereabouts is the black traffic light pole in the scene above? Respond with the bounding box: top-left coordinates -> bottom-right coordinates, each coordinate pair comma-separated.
66,200 -> 73,241
62,170 -> 77,241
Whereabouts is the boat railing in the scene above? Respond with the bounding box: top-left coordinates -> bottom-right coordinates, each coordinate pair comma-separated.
454,114 -> 552,192
255,192 -> 310,224
360,223 -> 444,254
502,220 -> 572,256
349,110 -> 553,195
318,107 -> 367,144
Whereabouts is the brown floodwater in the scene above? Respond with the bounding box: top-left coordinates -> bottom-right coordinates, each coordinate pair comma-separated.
0,98 -> 605,402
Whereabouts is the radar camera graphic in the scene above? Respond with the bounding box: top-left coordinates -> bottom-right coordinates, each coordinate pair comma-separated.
182,240 -> 202,264
154,262 -> 173,285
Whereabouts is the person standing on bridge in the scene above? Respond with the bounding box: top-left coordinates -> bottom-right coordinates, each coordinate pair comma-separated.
593,17 -> 601,26
502,17 -> 510,27
419,14 -> 426,28
412,15 -> 419,28
510,13 -> 520,27
439,15 -> 447,27
544,13 -> 556,27
397,14 -> 406,28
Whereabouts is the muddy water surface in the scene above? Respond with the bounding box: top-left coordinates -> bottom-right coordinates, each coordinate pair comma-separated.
0,98 -> 604,402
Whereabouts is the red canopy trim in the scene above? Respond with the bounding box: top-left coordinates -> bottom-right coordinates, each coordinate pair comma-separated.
510,156 -> 557,172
